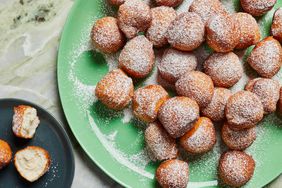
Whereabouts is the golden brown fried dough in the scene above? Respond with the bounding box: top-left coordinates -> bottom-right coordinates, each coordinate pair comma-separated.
218,151 -> 255,187
189,0 -> 228,25
204,52 -> 243,88
222,123 -> 256,150
201,88 -> 232,122
225,91 -> 264,130
118,0 -> 152,39
247,36 -> 282,78
119,35 -> 155,78
271,8 -> 282,43
158,97 -> 200,138
155,0 -> 183,7
176,71 -> 214,108
180,117 -> 216,154
240,0 -> 276,17
245,78 -> 280,114
146,6 -> 177,48
133,85 -> 169,123
233,12 -> 261,49
206,14 -> 240,52
145,122 -> 178,161
167,12 -> 205,51
156,159 -> 189,188
0,139 -> 12,170
91,17 -> 125,53
158,48 -> 197,84
95,69 -> 134,110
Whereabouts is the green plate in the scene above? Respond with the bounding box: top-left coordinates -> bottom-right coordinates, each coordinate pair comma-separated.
57,0 -> 282,187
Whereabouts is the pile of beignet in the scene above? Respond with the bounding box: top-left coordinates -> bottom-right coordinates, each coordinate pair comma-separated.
92,0 -> 282,187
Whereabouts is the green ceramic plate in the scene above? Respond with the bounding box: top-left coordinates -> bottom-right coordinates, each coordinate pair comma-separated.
57,0 -> 282,187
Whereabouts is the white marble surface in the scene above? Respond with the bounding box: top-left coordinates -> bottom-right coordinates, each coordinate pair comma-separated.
0,0 -> 280,187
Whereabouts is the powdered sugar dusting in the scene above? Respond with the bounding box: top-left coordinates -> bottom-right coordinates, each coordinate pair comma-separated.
226,91 -> 264,128
122,106 -> 134,123
118,0 -> 152,39
119,35 -> 155,78
146,6 -> 177,47
66,0 -> 282,185
201,88 -> 232,122
219,151 -> 255,186
176,0 -> 194,14
181,118 -> 216,154
133,85 -> 168,122
88,112 -> 154,179
175,71 -> 214,108
189,0 -> 228,24
145,122 -> 178,161
204,52 -> 243,87
271,8 -> 282,39
158,97 -> 199,138
104,52 -> 119,71
167,12 -> 205,51
95,69 -> 133,110
247,37 -> 282,78
157,160 -> 189,188
222,123 -> 256,150
158,48 -> 197,83
246,78 -> 280,114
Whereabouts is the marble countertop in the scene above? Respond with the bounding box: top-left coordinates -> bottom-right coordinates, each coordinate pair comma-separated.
0,0 -> 281,187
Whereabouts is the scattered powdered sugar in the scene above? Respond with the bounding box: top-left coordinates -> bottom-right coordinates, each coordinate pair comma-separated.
122,106 -> 134,123
68,70 -> 96,113
103,52 -> 119,71
67,14 -> 99,113
66,0 -> 282,185
88,111 -> 154,179
44,162 -> 60,187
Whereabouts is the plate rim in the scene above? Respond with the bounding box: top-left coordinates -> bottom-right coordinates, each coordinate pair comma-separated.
0,97 -> 75,188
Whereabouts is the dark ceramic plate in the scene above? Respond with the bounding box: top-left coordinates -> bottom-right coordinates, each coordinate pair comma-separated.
0,98 -> 74,188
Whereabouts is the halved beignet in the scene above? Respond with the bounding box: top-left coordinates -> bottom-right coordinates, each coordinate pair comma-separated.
14,146 -> 51,182
12,105 -> 40,139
